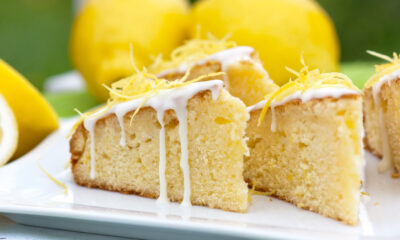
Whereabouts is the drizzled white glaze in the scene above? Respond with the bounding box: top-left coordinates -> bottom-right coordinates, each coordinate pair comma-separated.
83,80 -> 223,205
176,101 -> 190,206
371,68 -> 400,172
156,110 -> 167,204
157,46 -> 268,78
116,111 -> 126,147
247,87 -> 359,132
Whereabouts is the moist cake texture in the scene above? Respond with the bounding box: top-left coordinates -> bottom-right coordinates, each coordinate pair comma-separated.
245,67 -> 363,225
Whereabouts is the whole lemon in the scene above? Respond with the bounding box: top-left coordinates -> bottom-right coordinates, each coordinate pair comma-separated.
70,0 -> 189,101
190,0 -> 340,85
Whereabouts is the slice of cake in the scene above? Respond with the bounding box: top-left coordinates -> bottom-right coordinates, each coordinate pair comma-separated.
149,37 -> 278,106
363,51 -> 400,173
70,70 -> 249,212
245,66 -> 363,225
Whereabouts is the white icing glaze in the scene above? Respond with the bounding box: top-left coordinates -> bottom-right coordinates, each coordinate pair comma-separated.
371,68 -> 400,172
157,46 -> 268,78
247,87 -> 359,132
83,107 -> 108,179
156,110 -> 168,204
115,110 -> 126,147
176,101 -> 190,206
83,80 -> 223,206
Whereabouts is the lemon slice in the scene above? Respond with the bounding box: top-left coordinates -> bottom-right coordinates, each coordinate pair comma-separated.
0,93 -> 18,166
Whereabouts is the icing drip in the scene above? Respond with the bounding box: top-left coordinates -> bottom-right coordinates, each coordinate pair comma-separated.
116,109 -> 126,147
156,110 -> 168,204
176,101 -> 191,206
82,80 -> 223,206
83,120 -> 96,179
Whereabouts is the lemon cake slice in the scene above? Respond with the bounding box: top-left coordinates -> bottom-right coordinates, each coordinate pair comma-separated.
149,37 -> 278,106
70,70 -> 249,212
245,66 -> 363,225
363,51 -> 400,173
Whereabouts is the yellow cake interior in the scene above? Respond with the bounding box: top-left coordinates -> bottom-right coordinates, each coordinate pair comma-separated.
245,64 -> 363,225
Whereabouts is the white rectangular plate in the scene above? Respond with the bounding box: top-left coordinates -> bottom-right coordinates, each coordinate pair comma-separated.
0,118 -> 399,239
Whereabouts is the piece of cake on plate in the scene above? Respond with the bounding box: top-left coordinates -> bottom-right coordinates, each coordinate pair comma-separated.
245,64 -> 363,225
149,37 -> 278,106
70,70 -> 249,212
363,51 -> 400,173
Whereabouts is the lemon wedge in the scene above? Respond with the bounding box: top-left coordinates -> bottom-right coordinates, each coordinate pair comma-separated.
0,93 -> 18,166
0,59 -> 59,159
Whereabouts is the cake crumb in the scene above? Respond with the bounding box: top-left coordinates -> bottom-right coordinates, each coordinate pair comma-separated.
374,202 -> 379,206
361,192 -> 370,196
269,198 -> 272,202
391,173 -> 400,179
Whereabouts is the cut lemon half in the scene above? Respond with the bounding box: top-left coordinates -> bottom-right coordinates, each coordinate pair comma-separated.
0,93 -> 18,166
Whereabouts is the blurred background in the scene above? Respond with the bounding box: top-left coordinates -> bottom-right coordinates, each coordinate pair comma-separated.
0,0 -> 399,116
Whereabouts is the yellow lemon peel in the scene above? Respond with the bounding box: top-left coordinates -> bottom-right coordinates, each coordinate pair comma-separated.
364,50 -> 400,89
37,158 -> 68,195
148,33 -> 236,74
257,61 -> 360,126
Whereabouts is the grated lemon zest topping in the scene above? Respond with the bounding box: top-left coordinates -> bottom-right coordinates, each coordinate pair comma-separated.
364,50 -> 400,89
257,61 -> 360,126
248,180 -> 274,203
37,158 -> 68,195
148,34 -> 237,74
70,64 -> 225,134
361,191 -> 370,196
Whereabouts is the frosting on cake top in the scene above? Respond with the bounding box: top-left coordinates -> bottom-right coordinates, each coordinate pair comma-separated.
257,60 -> 360,126
148,35 -> 238,74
